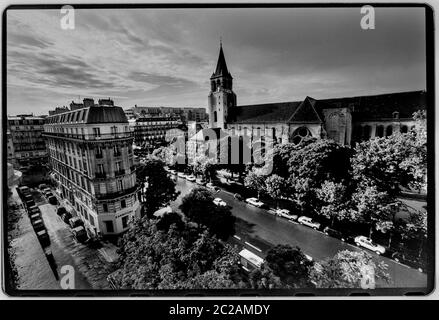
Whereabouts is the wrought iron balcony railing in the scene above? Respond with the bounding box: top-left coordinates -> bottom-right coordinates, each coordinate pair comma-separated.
42,131 -> 133,141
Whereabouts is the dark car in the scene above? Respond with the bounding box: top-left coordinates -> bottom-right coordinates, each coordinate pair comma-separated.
62,212 -> 72,224
48,196 -> 58,205
234,193 -> 244,201
69,217 -> 84,229
38,183 -> 48,190
36,230 -> 51,247
57,207 -> 67,216
32,219 -> 46,232
391,252 -> 426,273
25,200 -> 36,208
29,213 -> 41,222
23,194 -> 33,202
72,226 -> 88,243
323,227 -> 346,241
28,205 -> 40,215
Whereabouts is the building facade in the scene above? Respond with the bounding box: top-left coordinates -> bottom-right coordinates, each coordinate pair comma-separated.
43,99 -> 141,237
131,116 -> 183,149
207,45 -> 426,146
7,115 -> 47,167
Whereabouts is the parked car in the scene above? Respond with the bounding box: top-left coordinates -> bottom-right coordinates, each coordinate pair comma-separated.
38,183 -> 48,190
18,186 -> 30,194
186,175 -> 196,182
23,194 -> 33,202
36,229 -> 50,247
276,209 -> 298,221
42,187 -> 51,194
25,200 -> 36,208
233,193 -> 244,201
28,205 -> 40,215
72,226 -> 88,243
391,252 -> 425,272
196,178 -> 207,186
245,197 -> 265,208
44,191 -> 54,198
354,236 -> 386,255
298,216 -> 321,230
177,172 -> 186,178
69,216 -> 84,228
30,213 -> 41,222
48,196 -> 58,205
169,169 -> 176,175
57,207 -> 67,216
323,226 -> 346,241
206,183 -> 220,193
213,198 -> 227,207
32,218 -> 46,232
62,212 -> 72,224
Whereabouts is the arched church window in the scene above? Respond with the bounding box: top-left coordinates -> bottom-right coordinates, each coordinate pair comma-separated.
363,125 -> 371,140
292,126 -> 311,145
386,125 -> 393,137
376,125 -> 384,137
243,127 -> 248,136
400,125 -> 408,133
256,127 -> 261,137
213,111 -> 217,123
272,128 -> 276,140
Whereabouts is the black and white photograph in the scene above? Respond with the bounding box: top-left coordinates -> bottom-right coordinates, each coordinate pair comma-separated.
2,3 -> 433,296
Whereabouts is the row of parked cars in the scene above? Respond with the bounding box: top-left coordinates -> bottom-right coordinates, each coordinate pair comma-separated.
56,206 -> 88,243
17,185 -> 50,247
166,168 -> 222,192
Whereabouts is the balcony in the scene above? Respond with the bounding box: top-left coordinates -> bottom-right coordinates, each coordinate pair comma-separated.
95,172 -> 106,179
114,169 -> 125,177
43,131 -> 133,142
94,185 -> 139,201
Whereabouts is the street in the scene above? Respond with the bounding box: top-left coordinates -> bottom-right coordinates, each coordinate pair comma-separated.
171,176 -> 428,289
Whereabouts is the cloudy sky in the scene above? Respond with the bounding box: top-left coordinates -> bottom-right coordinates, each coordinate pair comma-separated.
7,7 -> 426,115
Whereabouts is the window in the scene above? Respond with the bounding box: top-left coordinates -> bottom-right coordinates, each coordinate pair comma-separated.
111,126 -> 118,135
103,203 -> 108,212
213,111 -> 217,122
97,164 -> 104,174
386,125 -> 393,137
400,125 -> 408,133
118,180 -> 123,191
393,111 -> 400,119
122,216 -> 129,229
121,199 -> 126,208
291,126 -> 312,145
96,146 -> 103,158
104,221 -> 114,233
115,161 -> 122,172
93,128 -> 101,137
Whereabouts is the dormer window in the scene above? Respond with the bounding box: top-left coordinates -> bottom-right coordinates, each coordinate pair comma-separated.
393,111 -> 400,119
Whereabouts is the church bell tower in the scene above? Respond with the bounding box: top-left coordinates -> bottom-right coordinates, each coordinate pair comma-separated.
208,43 -> 236,129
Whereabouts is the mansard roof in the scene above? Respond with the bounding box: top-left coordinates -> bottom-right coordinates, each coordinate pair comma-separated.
46,105 -> 128,125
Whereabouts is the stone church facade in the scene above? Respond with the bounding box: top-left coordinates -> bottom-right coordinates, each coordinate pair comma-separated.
206,45 -> 426,146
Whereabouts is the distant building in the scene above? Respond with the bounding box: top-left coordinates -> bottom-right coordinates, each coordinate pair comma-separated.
131,116 -> 183,149
128,106 -> 208,123
7,114 -> 47,167
43,98 -> 141,237
48,106 -> 70,116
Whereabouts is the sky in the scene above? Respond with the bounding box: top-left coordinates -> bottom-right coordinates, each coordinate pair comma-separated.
6,7 -> 427,115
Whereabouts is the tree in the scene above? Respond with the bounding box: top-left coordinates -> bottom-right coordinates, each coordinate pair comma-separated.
265,245 -> 313,288
351,111 -> 427,197
315,180 -> 351,226
179,188 -> 235,240
309,250 -> 390,289
136,157 -> 179,218
113,214 -> 244,289
244,167 -> 267,199
264,174 -> 287,209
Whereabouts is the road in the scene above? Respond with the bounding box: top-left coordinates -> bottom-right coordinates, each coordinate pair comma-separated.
171,176 -> 428,289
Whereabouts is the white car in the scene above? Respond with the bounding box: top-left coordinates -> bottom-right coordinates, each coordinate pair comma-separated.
177,172 -> 186,178
354,236 -> 386,255
186,175 -> 196,182
245,197 -> 265,208
213,198 -> 227,207
276,209 -> 298,221
169,170 -> 176,175
297,216 -> 321,230
206,183 -> 220,192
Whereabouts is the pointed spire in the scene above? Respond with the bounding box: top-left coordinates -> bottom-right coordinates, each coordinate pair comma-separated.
212,42 -> 231,78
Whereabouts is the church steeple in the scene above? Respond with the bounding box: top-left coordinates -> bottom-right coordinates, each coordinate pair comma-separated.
212,43 -> 232,79
208,42 -> 237,129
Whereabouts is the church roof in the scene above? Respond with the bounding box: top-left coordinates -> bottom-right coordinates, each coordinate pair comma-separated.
287,97 -> 323,123
227,101 -> 302,124
211,45 -> 232,79
226,90 -> 426,124
321,90 -> 426,121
